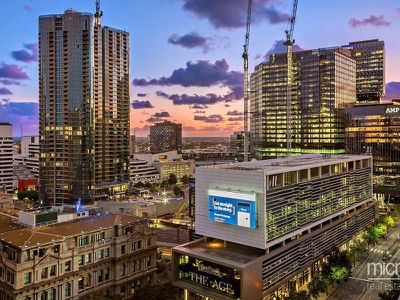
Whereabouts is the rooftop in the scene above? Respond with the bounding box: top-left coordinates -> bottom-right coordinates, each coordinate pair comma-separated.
174,238 -> 265,267
0,213 -> 144,248
198,154 -> 371,175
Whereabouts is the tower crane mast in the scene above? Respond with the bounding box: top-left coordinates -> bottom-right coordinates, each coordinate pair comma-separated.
242,0 -> 253,162
284,0 -> 298,156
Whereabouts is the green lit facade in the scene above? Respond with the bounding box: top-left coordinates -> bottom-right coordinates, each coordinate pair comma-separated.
250,48 -> 356,159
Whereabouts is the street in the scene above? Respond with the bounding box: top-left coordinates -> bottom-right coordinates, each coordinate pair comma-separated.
329,225 -> 400,300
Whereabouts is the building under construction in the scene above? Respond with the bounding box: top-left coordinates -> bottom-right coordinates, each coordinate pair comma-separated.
250,47 -> 356,159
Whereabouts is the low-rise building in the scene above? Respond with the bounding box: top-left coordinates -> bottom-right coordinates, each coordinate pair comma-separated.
0,213 -> 157,299
173,154 -> 375,299
155,160 -> 194,183
130,159 -> 160,184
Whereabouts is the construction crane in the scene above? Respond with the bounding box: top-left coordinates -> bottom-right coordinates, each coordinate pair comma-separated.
95,0 -> 103,26
242,0 -> 253,162
283,0 -> 299,156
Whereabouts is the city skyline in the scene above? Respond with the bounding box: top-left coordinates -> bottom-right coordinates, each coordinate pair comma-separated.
0,0 -> 400,137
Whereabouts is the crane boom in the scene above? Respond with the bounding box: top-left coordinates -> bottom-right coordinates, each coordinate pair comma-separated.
284,0 -> 298,156
243,0 -> 253,162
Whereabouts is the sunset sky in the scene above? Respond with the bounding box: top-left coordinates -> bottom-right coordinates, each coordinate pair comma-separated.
0,0 -> 400,137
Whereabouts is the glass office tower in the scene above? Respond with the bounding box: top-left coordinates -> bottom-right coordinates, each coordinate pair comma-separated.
343,39 -> 385,103
250,47 -> 356,159
39,9 -> 130,205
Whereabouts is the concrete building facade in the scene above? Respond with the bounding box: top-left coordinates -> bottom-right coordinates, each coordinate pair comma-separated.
173,154 -> 375,299
0,213 -> 156,300
0,123 -> 13,193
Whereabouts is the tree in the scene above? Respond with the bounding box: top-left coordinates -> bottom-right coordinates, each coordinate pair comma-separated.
284,290 -> 311,300
365,226 -> 381,246
382,215 -> 395,228
181,175 -> 190,185
308,276 -> 328,299
173,185 -> 182,197
329,266 -> 349,283
134,181 -> 144,188
160,180 -> 170,188
17,190 -> 39,202
168,173 -> 177,186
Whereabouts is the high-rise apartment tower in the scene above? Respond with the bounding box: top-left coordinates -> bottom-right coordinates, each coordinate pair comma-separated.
149,121 -> 182,153
39,8 -> 130,205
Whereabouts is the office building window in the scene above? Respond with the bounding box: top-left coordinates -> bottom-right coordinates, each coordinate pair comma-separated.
23,272 -> 31,284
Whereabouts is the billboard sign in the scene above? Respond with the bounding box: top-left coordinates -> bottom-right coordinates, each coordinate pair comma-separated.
208,189 -> 256,229
177,254 -> 241,299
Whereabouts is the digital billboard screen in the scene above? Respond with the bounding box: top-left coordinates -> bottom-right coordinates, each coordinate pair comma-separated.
208,189 -> 256,229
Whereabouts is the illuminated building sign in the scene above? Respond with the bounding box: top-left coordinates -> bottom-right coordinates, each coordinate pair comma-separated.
177,254 -> 241,299
385,107 -> 400,114
208,189 -> 256,229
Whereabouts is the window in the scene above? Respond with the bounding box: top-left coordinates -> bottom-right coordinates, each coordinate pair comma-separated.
41,267 -> 48,279
132,240 -> 142,251
50,265 -> 56,276
98,249 -> 104,260
39,248 -> 46,257
98,269 -> 104,283
105,267 -> 110,280
121,263 -> 126,276
49,288 -> 56,300
147,238 -> 152,246
65,260 -> 71,272
146,256 -> 151,267
64,282 -> 72,297
78,255 -> 84,266
121,245 -> 126,255
7,271 -> 14,284
84,253 -> 92,264
23,272 -> 31,284
104,248 -> 110,258
78,276 -> 84,290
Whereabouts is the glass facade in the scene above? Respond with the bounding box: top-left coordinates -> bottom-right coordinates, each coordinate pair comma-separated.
346,102 -> 400,187
149,121 -> 182,153
343,39 -> 385,103
39,10 -> 130,205
250,48 -> 356,159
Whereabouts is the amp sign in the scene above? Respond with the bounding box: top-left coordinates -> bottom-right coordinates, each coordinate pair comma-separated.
385,107 -> 400,114
208,189 -> 256,229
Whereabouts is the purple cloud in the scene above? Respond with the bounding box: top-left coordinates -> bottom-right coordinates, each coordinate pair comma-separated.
227,110 -> 243,116
23,5 -> 33,12
135,59 -> 243,101
194,114 -> 224,123
194,110 -> 206,114
190,104 -> 208,109
159,92 -> 237,106
0,99 -> 38,136
349,15 -> 390,27
0,88 -> 13,95
228,116 -> 244,122
0,63 -> 29,80
182,0 -> 288,29
0,79 -> 21,86
11,43 -> 38,63
264,39 -> 303,61
154,111 -> 170,118
385,82 -> 400,100
131,100 -> 154,109
137,93 -> 147,97
168,32 -> 212,53
146,117 -> 163,123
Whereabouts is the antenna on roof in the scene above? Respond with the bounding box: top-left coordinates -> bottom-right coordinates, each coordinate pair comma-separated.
95,0 -> 103,25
